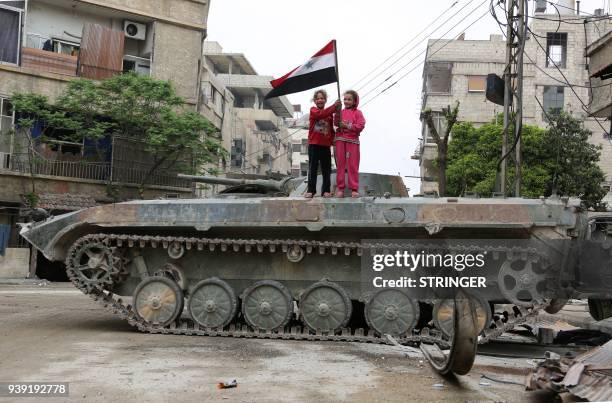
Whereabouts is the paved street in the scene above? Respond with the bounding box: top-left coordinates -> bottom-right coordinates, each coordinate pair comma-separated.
0,284 -> 557,402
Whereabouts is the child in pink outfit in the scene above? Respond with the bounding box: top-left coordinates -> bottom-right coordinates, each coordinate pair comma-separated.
334,90 -> 366,198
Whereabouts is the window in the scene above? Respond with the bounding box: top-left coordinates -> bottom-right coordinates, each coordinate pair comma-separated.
300,162 -> 308,177
543,86 -> 564,115
425,62 -> 452,94
546,33 -> 567,68
52,39 -> 80,56
292,143 -> 301,153
424,112 -> 446,143
123,55 -> 150,76
231,139 -> 243,168
467,76 -> 486,92
0,97 -> 14,167
0,5 -> 23,64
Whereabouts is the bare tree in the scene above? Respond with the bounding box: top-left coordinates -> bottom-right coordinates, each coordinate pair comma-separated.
420,102 -> 460,197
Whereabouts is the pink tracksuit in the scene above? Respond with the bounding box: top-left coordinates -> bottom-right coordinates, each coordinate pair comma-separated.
334,96 -> 366,192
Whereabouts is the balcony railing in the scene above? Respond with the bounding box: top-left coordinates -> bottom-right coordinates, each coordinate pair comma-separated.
3,154 -> 191,189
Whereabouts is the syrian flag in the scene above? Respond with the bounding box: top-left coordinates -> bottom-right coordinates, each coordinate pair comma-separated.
265,40 -> 338,99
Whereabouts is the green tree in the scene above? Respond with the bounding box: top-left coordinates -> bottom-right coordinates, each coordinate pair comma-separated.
446,113 -> 606,208
11,73 -> 226,198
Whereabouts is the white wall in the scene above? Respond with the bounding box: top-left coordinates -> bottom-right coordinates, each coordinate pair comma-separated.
25,1 -> 112,46
0,248 -> 30,278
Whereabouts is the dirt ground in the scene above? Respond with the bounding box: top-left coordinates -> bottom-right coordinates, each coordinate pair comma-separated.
0,284 -> 559,402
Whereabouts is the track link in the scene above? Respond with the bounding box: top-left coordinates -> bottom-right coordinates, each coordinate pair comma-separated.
65,233 -> 547,349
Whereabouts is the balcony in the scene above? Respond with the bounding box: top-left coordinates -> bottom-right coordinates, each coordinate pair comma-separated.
236,108 -> 283,131
20,47 -> 78,76
2,153 -> 191,189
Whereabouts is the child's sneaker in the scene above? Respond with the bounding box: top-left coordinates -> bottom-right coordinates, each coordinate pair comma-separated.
335,190 -> 344,198
304,192 -> 314,199
322,192 -> 332,198
351,191 -> 360,198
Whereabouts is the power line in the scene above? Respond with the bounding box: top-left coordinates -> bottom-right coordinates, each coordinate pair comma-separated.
546,0 -> 596,15
524,51 -> 612,88
360,6 -> 492,108
525,25 -> 610,134
529,14 -> 612,24
360,0 -> 490,104
352,0 -> 479,92
350,0 -> 464,90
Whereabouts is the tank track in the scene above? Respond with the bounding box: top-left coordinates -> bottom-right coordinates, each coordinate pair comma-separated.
65,233 -> 548,348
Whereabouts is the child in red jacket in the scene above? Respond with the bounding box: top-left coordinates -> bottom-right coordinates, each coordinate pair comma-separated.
305,89 -> 341,198
334,90 -> 366,198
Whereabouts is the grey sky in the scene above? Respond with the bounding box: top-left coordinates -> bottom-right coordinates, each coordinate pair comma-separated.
207,0 -> 606,194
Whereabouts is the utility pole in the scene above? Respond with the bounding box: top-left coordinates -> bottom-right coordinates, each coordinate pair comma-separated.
500,0 -> 527,196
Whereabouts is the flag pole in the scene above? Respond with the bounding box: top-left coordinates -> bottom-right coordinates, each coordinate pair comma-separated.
333,40 -> 341,103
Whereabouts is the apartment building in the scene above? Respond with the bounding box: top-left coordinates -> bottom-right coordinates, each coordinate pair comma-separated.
288,114 -> 310,177
202,41 -> 293,182
0,0 -> 210,277
416,3 -> 612,195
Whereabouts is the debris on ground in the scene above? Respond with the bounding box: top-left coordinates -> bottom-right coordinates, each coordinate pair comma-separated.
525,339 -> 612,401
217,379 -> 237,389
554,329 -> 611,346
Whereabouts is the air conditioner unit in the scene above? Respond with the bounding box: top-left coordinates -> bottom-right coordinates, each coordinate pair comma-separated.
124,20 -> 146,41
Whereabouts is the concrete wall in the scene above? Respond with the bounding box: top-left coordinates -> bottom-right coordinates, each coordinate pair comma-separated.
0,171 -> 191,204
0,65 -> 70,101
25,1 -> 111,45
77,0 -> 209,28
152,22 -> 202,103
0,248 -> 30,278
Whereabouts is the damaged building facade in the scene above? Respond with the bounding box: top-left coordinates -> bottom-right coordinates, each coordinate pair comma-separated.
415,4 -> 612,196
0,0 -> 211,277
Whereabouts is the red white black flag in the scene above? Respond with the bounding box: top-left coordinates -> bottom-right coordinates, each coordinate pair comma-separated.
264,40 -> 338,99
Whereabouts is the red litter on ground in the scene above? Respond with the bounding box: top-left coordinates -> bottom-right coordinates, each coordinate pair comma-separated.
217,379 -> 238,389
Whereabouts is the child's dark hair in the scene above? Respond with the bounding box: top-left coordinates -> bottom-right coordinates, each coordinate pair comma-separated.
343,90 -> 358,103
312,89 -> 328,101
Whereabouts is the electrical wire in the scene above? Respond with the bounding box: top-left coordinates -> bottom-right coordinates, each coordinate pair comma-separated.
547,0 -> 596,15
359,0 -> 491,103
353,0 -> 479,92
360,6 -> 491,108
524,51 -> 612,88
525,25 -> 610,134
350,0 -> 465,90
529,14 -> 612,24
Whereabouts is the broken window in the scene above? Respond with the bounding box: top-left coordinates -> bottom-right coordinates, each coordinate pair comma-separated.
0,4 -> 23,64
467,76 -> 486,92
546,33 -> 567,68
543,86 -> 564,115
424,112 -> 446,143
425,63 -> 452,94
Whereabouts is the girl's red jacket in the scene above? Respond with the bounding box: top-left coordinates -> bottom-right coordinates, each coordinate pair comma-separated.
308,105 -> 336,147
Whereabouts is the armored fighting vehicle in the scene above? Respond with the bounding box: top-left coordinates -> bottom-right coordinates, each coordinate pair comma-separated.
19,172 -> 612,374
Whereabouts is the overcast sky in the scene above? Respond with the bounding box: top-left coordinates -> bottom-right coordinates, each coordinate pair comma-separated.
207,0 -> 607,194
